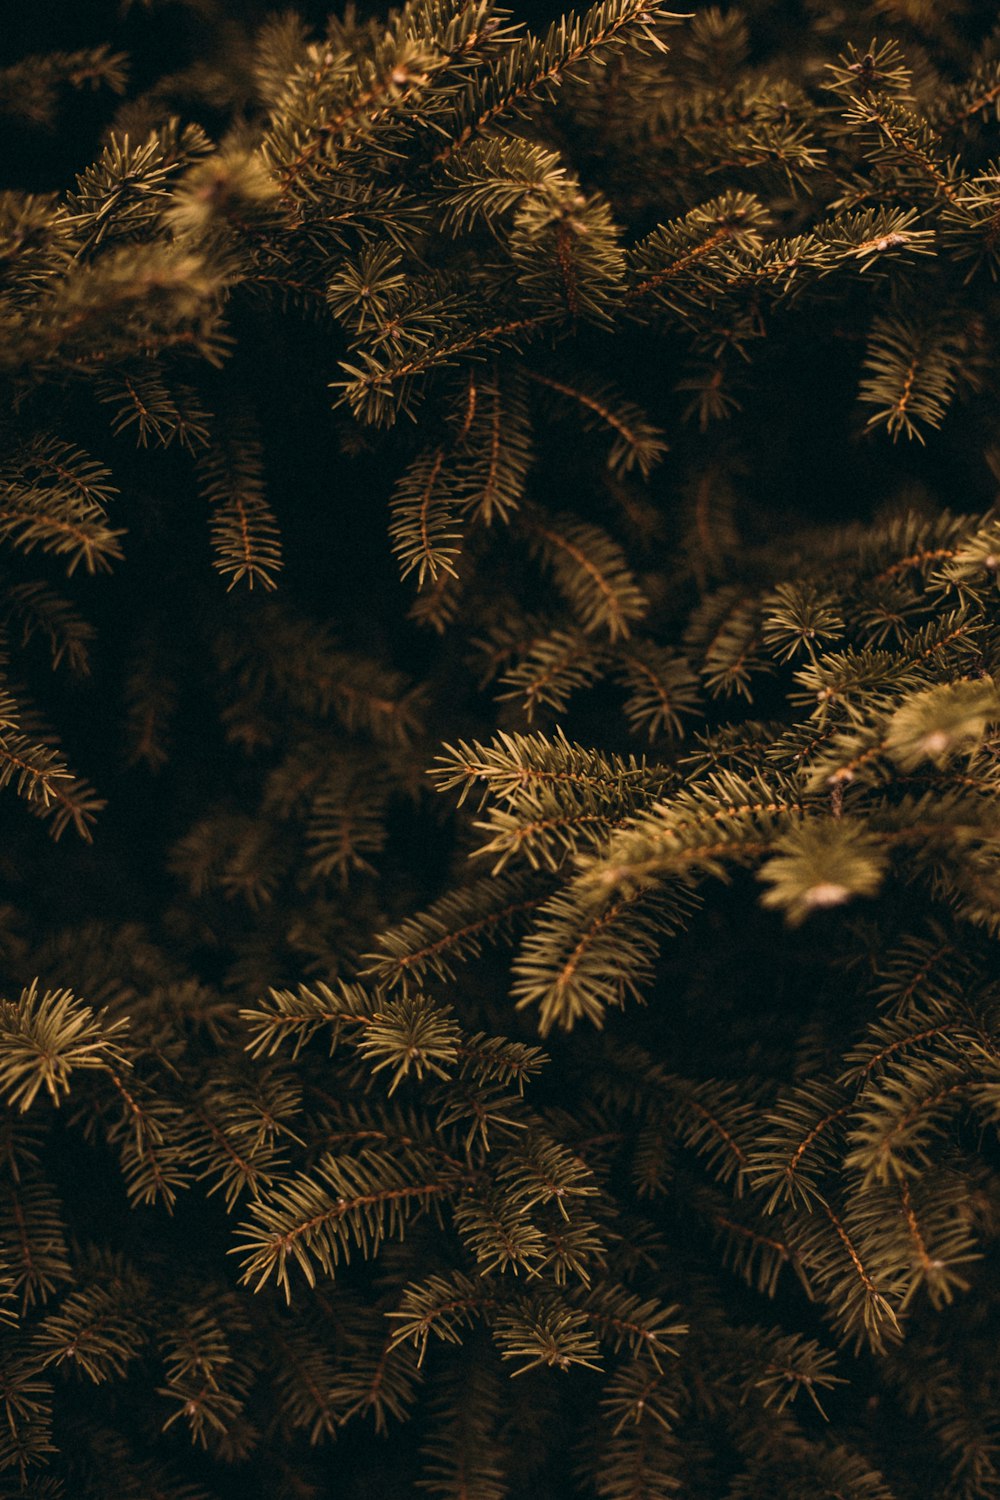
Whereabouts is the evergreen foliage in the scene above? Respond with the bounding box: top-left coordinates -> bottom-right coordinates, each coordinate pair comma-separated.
2,0 -> 1000,1495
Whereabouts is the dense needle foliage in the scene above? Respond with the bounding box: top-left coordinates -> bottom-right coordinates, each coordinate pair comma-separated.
2,1 -> 1000,1496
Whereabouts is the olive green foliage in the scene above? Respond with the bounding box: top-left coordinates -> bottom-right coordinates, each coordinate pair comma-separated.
2,1 -> 1000,1496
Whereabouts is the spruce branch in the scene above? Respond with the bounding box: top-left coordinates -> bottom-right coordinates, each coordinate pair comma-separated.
759,820 -> 890,925
615,644 -> 702,741
34,1257 -> 150,1384
523,367 -> 668,477
520,507 -> 648,639
497,625 -> 612,718
0,46 -> 127,129
0,981 -> 129,1113
387,1269 -> 495,1362
0,579 -> 94,675
354,994 -> 461,1093
0,691 -> 103,840
197,420 -> 283,593
492,1295 -> 602,1374
363,869 -> 549,990
454,368 -> 533,524
0,435 -> 122,576
859,312 -> 965,442
432,0 -> 680,165
510,881 -> 692,1032
234,1147 -> 471,1297
388,444 -> 464,585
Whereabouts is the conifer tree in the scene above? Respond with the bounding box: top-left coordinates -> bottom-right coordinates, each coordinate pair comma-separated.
2,1 -> 1000,1496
